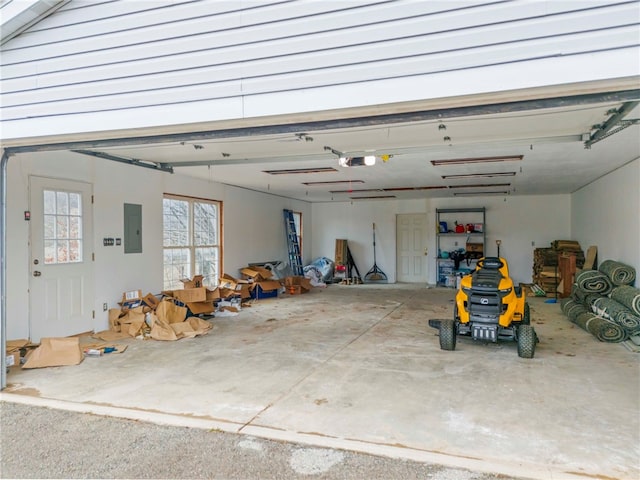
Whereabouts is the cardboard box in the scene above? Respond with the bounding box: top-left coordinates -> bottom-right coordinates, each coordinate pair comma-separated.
172,287 -> 206,303
181,275 -> 204,288
250,281 -> 280,300
6,351 -> 20,367
219,287 -> 241,299
122,289 -> 142,302
240,266 -> 273,282
142,293 -> 160,310
205,287 -> 221,301
466,243 -> 483,253
219,274 -> 252,299
284,276 -> 312,292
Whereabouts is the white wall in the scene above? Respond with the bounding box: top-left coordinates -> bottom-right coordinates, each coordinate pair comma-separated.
311,194 -> 571,286
5,151 -> 311,339
571,158 -> 640,278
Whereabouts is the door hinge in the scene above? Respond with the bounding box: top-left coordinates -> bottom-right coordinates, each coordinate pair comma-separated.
92,310 -> 95,319
92,252 -> 95,261
91,195 -> 94,204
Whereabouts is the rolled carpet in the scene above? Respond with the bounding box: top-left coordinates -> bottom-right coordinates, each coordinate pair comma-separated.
592,297 -> 640,336
575,270 -> 613,295
610,285 -> 640,316
583,293 -> 602,309
566,302 -> 588,323
574,312 -> 627,343
561,297 -> 584,315
572,285 -> 590,303
599,259 -> 636,286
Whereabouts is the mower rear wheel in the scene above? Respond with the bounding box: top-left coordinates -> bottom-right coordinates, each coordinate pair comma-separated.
439,319 -> 457,351
522,303 -> 531,325
517,324 -> 536,358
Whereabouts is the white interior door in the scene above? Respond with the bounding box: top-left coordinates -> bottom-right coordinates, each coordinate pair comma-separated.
29,176 -> 94,342
396,214 -> 428,283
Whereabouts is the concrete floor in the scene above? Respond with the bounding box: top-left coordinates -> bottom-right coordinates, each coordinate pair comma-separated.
2,284 -> 639,480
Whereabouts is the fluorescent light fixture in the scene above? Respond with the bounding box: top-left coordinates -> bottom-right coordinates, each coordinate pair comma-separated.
431,155 -> 523,166
384,186 -> 446,192
330,188 -> 383,193
453,191 -> 510,196
303,180 -> 365,186
350,195 -> 396,200
448,183 -> 511,189
442,172 -> 516,180
263,167 -> 337,175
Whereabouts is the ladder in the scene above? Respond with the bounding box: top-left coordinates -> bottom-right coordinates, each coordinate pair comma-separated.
283,209 -> 303,275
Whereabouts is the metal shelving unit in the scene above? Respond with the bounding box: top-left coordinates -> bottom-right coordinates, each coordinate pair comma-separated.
436,207 -> 486,287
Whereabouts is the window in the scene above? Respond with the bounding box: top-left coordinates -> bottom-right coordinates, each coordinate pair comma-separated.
163,195 -> 221,290
43,189 -> 83,264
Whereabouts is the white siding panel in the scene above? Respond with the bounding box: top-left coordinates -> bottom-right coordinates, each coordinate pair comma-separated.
3,49 -> 638,143
3,0 -> 632,64
3,3 -> 637,85
1,0 -> 639,139
2,27 -> 636,114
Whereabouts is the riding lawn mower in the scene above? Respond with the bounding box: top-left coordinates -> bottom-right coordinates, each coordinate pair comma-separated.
429,256 -> 538,358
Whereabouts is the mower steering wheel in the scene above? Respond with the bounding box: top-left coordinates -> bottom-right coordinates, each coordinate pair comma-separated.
477,257 -> 503,270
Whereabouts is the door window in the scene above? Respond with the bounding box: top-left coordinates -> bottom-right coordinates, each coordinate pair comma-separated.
43,190 -> 83,264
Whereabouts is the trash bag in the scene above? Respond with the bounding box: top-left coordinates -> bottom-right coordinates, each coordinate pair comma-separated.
303,257 -> 335,284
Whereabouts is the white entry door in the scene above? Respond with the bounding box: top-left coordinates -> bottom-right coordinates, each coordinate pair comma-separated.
29,176 -> 94,342
396,214 -> 428,283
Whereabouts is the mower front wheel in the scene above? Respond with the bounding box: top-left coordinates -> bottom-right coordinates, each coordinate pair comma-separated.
517,324 -> 536,358
439,319 -> 457,351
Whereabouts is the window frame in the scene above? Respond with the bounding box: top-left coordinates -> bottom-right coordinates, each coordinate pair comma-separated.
162,193 -> 222,290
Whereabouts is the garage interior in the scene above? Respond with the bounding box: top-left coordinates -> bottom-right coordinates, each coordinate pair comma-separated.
1,2 -> 640,479
2,94 -> 639,479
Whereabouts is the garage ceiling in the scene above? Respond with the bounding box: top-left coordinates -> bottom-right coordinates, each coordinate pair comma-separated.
68,95 -> 639,202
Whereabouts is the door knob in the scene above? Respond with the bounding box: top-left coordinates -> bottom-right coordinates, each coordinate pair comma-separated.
33,271 -> 41,277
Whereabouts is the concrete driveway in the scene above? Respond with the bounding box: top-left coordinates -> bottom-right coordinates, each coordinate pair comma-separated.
2,285 -> 638,480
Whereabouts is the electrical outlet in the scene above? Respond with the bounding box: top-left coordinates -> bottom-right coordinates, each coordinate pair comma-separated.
532,241 -> 535,247
103,303 -> 108,311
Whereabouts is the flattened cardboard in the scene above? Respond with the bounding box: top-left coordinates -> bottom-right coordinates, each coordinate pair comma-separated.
6,339 -> 30,351
108,308 -> 124,332
156,299 -> 188,324
170,322 -> 199,338
150,318 -> 180,341
186,301 -> 215,315
22,337 -> 83,369
189,317 -> 213,334
93,330 -> 131,342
